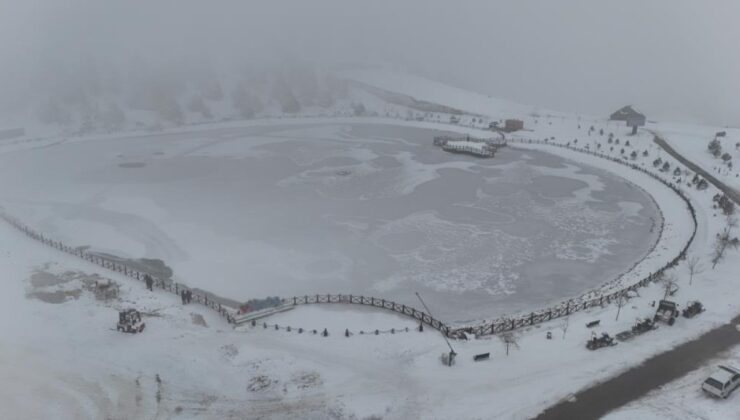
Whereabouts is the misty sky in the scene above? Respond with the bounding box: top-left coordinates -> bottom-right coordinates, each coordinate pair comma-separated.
1,0 -> 738,126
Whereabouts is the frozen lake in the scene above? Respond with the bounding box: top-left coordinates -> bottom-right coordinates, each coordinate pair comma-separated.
0,123 -> 660,322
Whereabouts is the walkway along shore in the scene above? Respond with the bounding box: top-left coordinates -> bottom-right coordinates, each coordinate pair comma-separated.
0,210 -> 449,333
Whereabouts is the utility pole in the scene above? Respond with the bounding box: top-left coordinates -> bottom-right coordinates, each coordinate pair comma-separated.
415,292 -> 456,366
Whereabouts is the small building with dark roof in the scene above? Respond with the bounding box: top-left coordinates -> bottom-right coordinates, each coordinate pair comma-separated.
503,119 -> 524,132
610,106 -> 646,134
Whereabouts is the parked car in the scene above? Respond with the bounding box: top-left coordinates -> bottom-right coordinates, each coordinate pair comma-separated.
701,365 -> 740,398
653,300 -> 679,326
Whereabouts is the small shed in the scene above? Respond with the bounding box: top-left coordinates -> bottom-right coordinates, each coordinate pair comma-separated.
610,106 -> 646,135
503,119 -> 524,132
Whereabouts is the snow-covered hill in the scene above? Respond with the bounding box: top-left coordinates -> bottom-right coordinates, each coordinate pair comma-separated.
339,66 -> 540,119
9,66 -> 543,139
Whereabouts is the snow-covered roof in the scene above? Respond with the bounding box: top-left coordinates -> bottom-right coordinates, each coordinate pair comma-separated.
446,140 -> 487,151
709,366 -> 740,384
611,105 -> 645,119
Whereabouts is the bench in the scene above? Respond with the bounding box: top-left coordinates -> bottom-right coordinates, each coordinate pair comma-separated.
473,353 -> 490,362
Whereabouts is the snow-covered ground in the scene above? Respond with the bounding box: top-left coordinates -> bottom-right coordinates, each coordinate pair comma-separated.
3,70 -> 740,419
1,193 -> 738,419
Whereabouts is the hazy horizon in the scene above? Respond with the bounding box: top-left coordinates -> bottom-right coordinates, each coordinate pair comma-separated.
1,0 -> 738,126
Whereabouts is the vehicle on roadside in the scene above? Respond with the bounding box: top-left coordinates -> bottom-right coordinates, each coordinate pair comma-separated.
586,332 -> 617,350
701,365 -> 740,398
653,300 -> 679,326
631,317 -> 656,334
616,318 -> 658,342
682,300 -> 704,318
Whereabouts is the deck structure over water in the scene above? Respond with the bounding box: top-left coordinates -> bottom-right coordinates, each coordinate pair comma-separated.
433,135 -> 507,158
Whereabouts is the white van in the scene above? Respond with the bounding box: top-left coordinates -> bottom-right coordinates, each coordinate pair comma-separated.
701,365 -> 740,399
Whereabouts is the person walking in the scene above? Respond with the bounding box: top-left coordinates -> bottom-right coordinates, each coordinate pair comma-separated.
180,290 -> 187,305
144,274 -> 153,291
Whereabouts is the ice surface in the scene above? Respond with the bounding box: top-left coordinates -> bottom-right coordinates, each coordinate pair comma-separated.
0,123 -> 660,322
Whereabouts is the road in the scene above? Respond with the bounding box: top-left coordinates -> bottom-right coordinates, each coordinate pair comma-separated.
652,131 -> 740,205
533,314 -> 740,420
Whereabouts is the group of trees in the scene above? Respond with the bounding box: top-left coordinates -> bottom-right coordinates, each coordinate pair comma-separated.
37,97 -> 73,126
31,61 -> 357,133
187,95 -> 213,119
651,158 -> 671,172
713,193 -> 735,216
232,85 -> 264,118
38,97 -> 127,133
708,137 -> 734,169
690,173 -> 709,190
708,138 -> 722,157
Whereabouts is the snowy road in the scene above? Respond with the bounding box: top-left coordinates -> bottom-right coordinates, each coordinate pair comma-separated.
534,314 -> 740,420
652,132 -> 740,205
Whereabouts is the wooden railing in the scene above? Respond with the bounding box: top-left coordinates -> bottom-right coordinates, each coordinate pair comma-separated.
450,138 -> 698,337
0,210 -> 237,324
286,294 -> 451,335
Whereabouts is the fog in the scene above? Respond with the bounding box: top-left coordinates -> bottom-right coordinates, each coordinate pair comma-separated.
1,0 -> 738,126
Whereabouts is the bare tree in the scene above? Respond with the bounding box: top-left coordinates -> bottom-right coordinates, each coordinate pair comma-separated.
711,216 -> 739,269
559,315 -> 570,339
686,255 -> 704,285
615,291 -> 628,321
661,273 -> 679,299
500,332 -> 520,356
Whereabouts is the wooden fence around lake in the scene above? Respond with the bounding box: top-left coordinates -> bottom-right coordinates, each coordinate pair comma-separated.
449,138 -> 698,338
0,124 -> 699,339
286,294 -> 450,335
